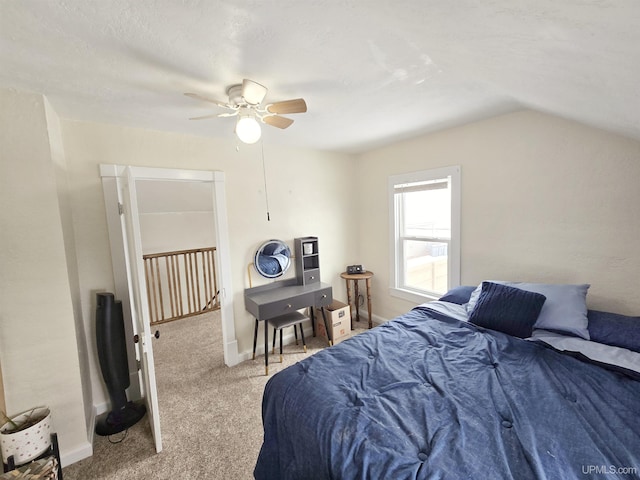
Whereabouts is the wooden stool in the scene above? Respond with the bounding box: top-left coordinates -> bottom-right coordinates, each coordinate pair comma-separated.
340,271 -> 374,329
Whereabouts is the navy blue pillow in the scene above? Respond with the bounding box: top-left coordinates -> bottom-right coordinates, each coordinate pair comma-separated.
588,310 -> 640,353
469,282 -> 547,338
438,285 -> 475,305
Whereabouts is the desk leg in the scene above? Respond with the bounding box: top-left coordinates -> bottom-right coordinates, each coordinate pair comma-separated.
252,319 -> 259,360
345,279 -> 353,329
354,280 -> 360,323
264,321 -> 269,376
366,277 -> 373,329
310,307 -> 316,337
300,323 -> 307,353
320,306 -> 333,346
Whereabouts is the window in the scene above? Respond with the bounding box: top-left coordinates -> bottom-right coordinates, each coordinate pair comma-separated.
389,166 -> 460,302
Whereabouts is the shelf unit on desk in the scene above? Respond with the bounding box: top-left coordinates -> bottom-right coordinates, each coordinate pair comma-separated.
294,237 -> 320,285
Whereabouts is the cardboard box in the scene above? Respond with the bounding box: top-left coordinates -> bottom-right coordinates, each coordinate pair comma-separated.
316,300 -> 350,345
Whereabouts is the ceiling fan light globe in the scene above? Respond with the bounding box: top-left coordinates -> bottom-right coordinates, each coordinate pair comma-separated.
235,116 -> 262,144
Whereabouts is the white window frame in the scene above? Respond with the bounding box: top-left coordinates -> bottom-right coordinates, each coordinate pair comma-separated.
388,166 -> 461,303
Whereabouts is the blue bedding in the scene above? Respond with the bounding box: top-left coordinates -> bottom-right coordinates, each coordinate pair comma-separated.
257,255 -> 283,275
254,307 -> 640,479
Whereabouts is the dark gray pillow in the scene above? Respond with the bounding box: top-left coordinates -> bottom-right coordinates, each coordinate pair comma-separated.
469,282 -> 547,339
588,310 -> 640,353
438,285 -> 475,305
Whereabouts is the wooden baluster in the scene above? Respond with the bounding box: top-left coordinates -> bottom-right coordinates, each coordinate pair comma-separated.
165,255 -> 175,320
202,249 -> 210,311
170,254 -> 178,319
154,257 -> 165,322
207,248 -> 217,310
189,252 -> 197,314
182,252 -> 188,314
212,248 -> 219,308
144,258 -> 156,325
195,250 -> 202,311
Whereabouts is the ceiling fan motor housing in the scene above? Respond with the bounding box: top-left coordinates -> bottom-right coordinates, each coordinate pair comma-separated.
226,84 -> 245,105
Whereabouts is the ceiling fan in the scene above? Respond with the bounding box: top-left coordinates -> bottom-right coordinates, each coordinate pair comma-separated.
185,79 -> 307,144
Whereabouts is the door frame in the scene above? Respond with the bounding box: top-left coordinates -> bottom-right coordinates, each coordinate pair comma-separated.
100,165 -> 239,395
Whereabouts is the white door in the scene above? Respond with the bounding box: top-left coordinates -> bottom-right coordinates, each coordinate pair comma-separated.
118,167 -> 163,453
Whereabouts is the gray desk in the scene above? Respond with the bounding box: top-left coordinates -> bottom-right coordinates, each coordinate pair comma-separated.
245,279 -> 333,374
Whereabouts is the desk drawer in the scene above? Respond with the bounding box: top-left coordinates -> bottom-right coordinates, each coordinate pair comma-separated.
315,287 -> 332,307
244,281 -> 334,321
301,268 -> 320,285
259,293 -> 314,319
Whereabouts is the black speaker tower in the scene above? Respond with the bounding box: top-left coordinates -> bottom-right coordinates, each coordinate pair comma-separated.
95,292 -> 146,436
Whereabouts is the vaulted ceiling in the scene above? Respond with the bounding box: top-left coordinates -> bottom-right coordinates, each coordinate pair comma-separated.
1,1 -> 639,153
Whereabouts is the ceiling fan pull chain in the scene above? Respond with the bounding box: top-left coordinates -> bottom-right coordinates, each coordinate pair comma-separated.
261,139 -> 271,222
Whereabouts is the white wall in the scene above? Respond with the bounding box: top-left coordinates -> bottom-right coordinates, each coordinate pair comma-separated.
356,110 -> 640,320
0,89 -> 90,464
140,212 -> 215,254
44,97 -> 95,446
137,179 -> 217,254
60,120 -> 358,411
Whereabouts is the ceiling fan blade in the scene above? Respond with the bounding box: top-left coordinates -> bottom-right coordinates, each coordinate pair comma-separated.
189,113 -> 219,120
263,115 -> 294,129
217,112 -> 238,118
242,79 -> 268,105
266,98 -> 307,115
184,92 -> 231,109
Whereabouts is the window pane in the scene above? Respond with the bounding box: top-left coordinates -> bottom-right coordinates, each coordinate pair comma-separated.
400,185 -> 450,239
389,166 -> 460,302
402,239 -> 448,294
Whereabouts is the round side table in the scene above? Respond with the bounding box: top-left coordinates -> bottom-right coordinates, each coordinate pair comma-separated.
340,271 -> 374,329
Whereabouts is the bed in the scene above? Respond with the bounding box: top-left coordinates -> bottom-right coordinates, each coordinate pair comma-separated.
254,281 -> 640,479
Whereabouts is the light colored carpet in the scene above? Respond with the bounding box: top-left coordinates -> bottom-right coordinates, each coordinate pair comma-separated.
63,311 -> 367,479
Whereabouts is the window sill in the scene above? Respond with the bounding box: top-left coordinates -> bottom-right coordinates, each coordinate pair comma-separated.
389,287 -> 440,305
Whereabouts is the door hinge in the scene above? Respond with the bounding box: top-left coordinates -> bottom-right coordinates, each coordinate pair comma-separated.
136,360 -> 141,371
118,202 -> 124,215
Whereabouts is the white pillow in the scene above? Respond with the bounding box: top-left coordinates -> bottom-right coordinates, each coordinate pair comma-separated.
466,281 -> 590,339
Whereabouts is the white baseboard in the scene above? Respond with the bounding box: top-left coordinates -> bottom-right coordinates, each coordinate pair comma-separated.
224,339 -> 240,367
61,403 -> 98,467
60,439 -> 93,468
358,310 -> 387,326
94,401 -> 109,416
88,406 -> 96,443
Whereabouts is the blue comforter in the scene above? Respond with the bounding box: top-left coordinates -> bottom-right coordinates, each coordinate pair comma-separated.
255,307 -> 640,479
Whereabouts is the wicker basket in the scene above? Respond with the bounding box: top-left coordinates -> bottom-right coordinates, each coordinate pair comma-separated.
0,456 -> 58,479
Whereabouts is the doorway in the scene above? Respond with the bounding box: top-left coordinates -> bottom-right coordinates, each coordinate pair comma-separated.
137,179 -> 221,326
100,165 -> 238,453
